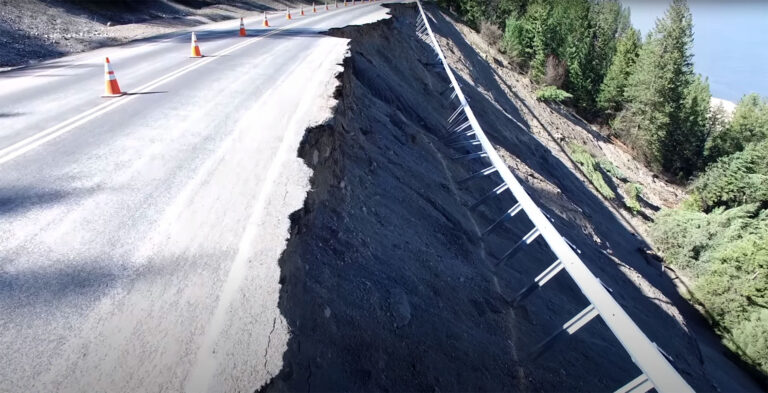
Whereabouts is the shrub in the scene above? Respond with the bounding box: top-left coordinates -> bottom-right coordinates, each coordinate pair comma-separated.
568,143 -> 615,199
598,158 -> 627,181
624,183 -> 643,214
652,205 -> 768,374
693,141 -> 768,211
479,20 -> 503,46
536,85 -> 573,103
652,204 -> 760,274
731,310 -> 768,374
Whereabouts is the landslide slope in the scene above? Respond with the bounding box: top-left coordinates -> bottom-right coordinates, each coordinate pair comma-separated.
260,3 -> 760,392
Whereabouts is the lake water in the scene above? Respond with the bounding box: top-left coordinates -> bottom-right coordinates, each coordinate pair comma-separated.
622,0 -> 768,103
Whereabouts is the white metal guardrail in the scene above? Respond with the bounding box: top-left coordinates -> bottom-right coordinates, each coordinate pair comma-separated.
413,1 -> 695,392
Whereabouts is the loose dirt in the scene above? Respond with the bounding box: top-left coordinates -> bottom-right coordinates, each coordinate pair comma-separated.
258,3 -> 761,392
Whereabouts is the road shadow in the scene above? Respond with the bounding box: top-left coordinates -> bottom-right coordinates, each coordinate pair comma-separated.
0,263 -> 124,312
0,186 -> 94,217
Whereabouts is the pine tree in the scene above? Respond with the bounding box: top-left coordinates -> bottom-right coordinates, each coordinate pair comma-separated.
487,0 -> 527,27
555,0 -> 593,109
671,74 -> 711,176
597,27 -> 640,113
501,11 -> 530,63
703,103 -> 731,164
586,1 -> 631,113
707,93 -> 768,161
526,0 -> 554,81
613,32 -> 669,166
436,0 -> 484,28
615,0 -> 705,178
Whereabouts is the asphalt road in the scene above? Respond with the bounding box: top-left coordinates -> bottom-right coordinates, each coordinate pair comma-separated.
0,2 -> 392,392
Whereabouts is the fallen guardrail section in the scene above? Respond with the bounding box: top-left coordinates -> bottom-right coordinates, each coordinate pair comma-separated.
413,1 -> 694,392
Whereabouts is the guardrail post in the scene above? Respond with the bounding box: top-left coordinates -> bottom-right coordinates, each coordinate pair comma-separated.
615,374 -> 653,393
457,165 -> 497,184
528,304 -> 599,360
496,226 -> 541,265
451,151 -> 487,161
482,203 -> 522,236
468,183 -> 508,211
512,259 -> 564,306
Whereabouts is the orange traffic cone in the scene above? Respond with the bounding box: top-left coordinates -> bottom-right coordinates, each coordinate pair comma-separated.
263,11 -> 270,27
102,57 -> 124,97
313,2 -> 317,13
286,8 -> 292,19
190,32 -> 202,58
300,5 -> 305,16
239,17 -> 246,36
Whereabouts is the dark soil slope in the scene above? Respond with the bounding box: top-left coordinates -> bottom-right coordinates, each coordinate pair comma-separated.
259,4 -> 760,392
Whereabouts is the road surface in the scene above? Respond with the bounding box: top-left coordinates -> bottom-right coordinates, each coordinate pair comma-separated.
0,3 -> 391,392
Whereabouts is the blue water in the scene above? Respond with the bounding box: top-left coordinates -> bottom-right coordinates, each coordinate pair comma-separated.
622,0 -> 768,103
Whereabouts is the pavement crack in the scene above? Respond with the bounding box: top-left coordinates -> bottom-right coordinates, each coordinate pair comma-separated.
306,360 -> 313,393
263,316 -> 278,379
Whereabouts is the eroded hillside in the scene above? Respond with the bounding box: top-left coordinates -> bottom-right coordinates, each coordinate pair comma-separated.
258,3 -> 760,392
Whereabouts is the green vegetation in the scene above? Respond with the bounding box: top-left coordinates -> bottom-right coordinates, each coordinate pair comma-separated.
443,0 -> 716,180
535,86 -> 572,102
498,0 -> 630,114
567,143 -> 615,200
624,183 -> 643,214
597,27 -> 640,113
707,93 -> 768,162
440,0 -> 768,374
652,205 -> 768,374
597,158 -> 627,181
614,0 -> 709,179
651,107 -> 768,375
692,141 -> 768,211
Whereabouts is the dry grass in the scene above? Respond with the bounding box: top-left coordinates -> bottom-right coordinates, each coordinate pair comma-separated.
478,20 -> 502,46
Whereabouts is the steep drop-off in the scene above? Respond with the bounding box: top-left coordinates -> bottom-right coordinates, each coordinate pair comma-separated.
259,3 -> 759,392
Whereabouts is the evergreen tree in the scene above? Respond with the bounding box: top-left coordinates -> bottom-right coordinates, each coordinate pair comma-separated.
694,140 -> 768,211
598,27 -> 640,113
613,32 -> 668,165
501,10 -> 530,63
555,0 -> 593,109
525,0 -> 554,81
703,103 -> 731,162
436,0 -> 484,28
615,0 -> 706,178
585,1 -> 631,113
707,93 -> 768,160
487,0 -> 527,27
671,74 -> 711,177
